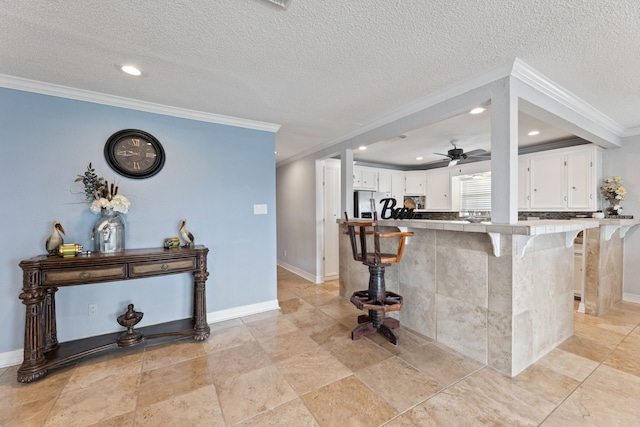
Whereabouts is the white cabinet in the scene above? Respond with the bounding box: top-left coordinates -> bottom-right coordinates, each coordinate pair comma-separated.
567,149 -> 593,209
353,167 -> 377,190
521,145 -> 599,211
405,171 -> 426,195
377,170 -> 392,193
391,171 -> 405,207
529,153 -> 566,210
425,169 -> 451,210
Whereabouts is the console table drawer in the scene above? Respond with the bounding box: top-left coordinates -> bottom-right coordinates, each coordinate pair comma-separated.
42,266 -> 127,285
130,258 -> 196,277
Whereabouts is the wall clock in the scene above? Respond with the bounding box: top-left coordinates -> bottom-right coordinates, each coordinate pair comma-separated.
104,129 -> 165,179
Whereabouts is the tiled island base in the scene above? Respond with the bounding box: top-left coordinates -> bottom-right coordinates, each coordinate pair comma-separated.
340,221 -> 582,377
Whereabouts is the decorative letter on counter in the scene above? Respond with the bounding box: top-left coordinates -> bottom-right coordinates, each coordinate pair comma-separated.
380,198 -> 415,220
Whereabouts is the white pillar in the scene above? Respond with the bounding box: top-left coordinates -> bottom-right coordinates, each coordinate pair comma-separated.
341,148 -> 354,220
490,78 -> 519,224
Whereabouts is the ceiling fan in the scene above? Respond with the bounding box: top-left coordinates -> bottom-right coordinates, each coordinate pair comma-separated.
434,140 -> 491,166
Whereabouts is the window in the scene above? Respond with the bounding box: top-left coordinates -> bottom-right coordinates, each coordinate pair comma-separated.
459,172 -> 491,213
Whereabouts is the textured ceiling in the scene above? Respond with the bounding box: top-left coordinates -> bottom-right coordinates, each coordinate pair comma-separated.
1,1 -> 639,165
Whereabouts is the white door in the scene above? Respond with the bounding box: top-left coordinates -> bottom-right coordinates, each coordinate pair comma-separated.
323,164 -> 340,279
530,153 -> 566,210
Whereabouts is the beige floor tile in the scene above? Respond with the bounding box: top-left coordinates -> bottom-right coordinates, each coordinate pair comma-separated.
381,415 -> 416,426
301,375 -> 397,427
141,338 -> 204,372
600,302 -> 640,325
277,288 -> 300,302
398,343 -> 483,387
245,313 -> 299,341
365,327 -> 432,356
43,372 -> 139,427
134,384 -> 224,427
259,329 -> 320,362
602,332 -> 640,377
137,356 -> 212,408
534,348 -> 599,382
539,407 -> 599,427
276,348 -> 352,394
513,363 -> 581,405
216,365 -> 297,425
574,312 -> 636,335
234,398 -> 320,426
241,308 -> 281,324
89,411 -> 135,427
65,346 -> 144,391
557,334 -> 615,362
439,367 -> 557,425
209,317 -> 244,333
573,319 -> 628,347
0,364 -> 72,411
0,396 -> 57,427
323,332 -> 395,371
356,357 -> 441,412
405,391 -> 511,426
278,296 -> 316,314
202,323 -> 257,354
207,340 -> 273,382
559,364 -> 640,426
301,291 -> 341,307
320,280 -> 339,293
294,313 -> 352,345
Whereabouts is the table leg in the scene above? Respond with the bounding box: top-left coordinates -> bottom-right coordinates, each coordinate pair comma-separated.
44,287 -> 59,352
192,250 -> 210,340
17,269 -> 48,383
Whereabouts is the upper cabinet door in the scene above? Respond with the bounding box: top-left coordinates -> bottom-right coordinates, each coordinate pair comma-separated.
567,149 -> 592,210
529,154 -> 566,210
425,169 -> 451,210
405,171 -> 426,195
518,157 -> 530,210
353,167 -> 377,190
377,170 -> 392,193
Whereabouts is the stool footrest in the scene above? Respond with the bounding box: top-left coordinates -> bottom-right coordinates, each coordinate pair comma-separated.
350,290 -> 403,312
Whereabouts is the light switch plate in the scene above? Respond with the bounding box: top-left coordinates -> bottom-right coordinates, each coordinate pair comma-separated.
254,204 -> 268,215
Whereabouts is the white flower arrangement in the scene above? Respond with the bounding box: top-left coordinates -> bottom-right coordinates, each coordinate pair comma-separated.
76,163 -> 131,214
601,176 -> 627,204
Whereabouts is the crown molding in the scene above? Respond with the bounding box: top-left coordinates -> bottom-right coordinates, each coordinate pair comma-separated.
511,58 -> 625,137
0,74 -> 281,133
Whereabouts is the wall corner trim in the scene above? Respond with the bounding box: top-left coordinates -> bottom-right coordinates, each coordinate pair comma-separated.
0,74 -> 281,133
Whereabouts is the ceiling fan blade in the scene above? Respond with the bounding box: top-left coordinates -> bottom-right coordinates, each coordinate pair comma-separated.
434,152 -> 453,158
464,149 -> 489,157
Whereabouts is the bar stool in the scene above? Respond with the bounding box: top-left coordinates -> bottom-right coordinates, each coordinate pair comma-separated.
344,212 -> 413,345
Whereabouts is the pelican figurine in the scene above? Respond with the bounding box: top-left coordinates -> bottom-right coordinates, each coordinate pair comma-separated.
46,220 -> 65,255
179,219 -> 194,247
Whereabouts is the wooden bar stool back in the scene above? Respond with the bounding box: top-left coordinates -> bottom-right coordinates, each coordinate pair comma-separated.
344,212 -> 413,345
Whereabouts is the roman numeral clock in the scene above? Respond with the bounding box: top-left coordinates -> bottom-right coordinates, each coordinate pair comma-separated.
104,129 -> 165,179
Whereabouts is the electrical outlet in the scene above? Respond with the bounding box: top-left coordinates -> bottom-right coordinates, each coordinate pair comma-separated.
88,304 -> 97,316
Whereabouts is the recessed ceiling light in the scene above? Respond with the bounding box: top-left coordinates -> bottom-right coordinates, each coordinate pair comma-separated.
469,107 -> 486,114
416,156 -> 423,160
359,146 -> 367,150
528,130 -> 540,136
121,65 -> 142,76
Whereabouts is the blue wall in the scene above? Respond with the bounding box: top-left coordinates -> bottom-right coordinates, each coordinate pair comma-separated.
0,87 -> 277,354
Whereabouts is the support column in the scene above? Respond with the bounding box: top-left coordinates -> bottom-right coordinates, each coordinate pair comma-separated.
341,148 -> 354,219
490,77 -> 519,224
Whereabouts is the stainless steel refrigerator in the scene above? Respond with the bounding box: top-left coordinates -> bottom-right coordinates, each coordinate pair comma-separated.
354,190 -> 391,218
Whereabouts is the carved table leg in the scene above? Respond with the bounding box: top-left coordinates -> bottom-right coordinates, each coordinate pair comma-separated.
192,250 -> 210,340
17,268 -> 48,383
43,287 -> 59,352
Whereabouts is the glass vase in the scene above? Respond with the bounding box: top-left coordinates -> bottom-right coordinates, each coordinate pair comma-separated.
92,208 -> 125,253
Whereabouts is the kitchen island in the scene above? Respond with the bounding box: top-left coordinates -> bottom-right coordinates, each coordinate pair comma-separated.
339,218 -> 598,377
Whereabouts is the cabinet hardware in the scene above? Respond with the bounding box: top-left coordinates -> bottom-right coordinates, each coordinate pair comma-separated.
80,272 -> 90,279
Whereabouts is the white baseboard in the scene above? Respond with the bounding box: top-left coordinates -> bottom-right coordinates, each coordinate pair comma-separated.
0,349 -> 23,369
623,293 -> 640,304
207,300 -> 280,324
0,301 -> 281,369
277,260 -> 322,284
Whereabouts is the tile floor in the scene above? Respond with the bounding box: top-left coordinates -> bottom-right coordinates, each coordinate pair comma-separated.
3,267 -> 640,426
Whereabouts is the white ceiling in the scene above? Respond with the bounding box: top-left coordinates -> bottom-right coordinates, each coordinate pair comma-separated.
1,1 -> 639,165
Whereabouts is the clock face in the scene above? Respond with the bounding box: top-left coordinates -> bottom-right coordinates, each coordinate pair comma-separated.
104,129 -> 165,179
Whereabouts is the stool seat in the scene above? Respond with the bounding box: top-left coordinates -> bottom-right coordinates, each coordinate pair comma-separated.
344,212 -> 413,345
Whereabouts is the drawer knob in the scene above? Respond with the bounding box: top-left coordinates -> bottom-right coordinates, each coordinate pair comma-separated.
161,264 -> 170,271
80,272 -> 90,279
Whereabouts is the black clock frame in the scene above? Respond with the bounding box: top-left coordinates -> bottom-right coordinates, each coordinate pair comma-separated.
104,129 -> 165,179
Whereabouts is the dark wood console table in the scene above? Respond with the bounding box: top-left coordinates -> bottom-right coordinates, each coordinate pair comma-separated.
17,245 -> 210,383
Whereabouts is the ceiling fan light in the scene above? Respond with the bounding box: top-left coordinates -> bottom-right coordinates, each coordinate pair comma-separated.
448,159 -> 459,167
266,0 -> 293,9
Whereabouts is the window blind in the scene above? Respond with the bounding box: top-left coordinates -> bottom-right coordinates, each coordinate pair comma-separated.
459,174 -> 491,211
